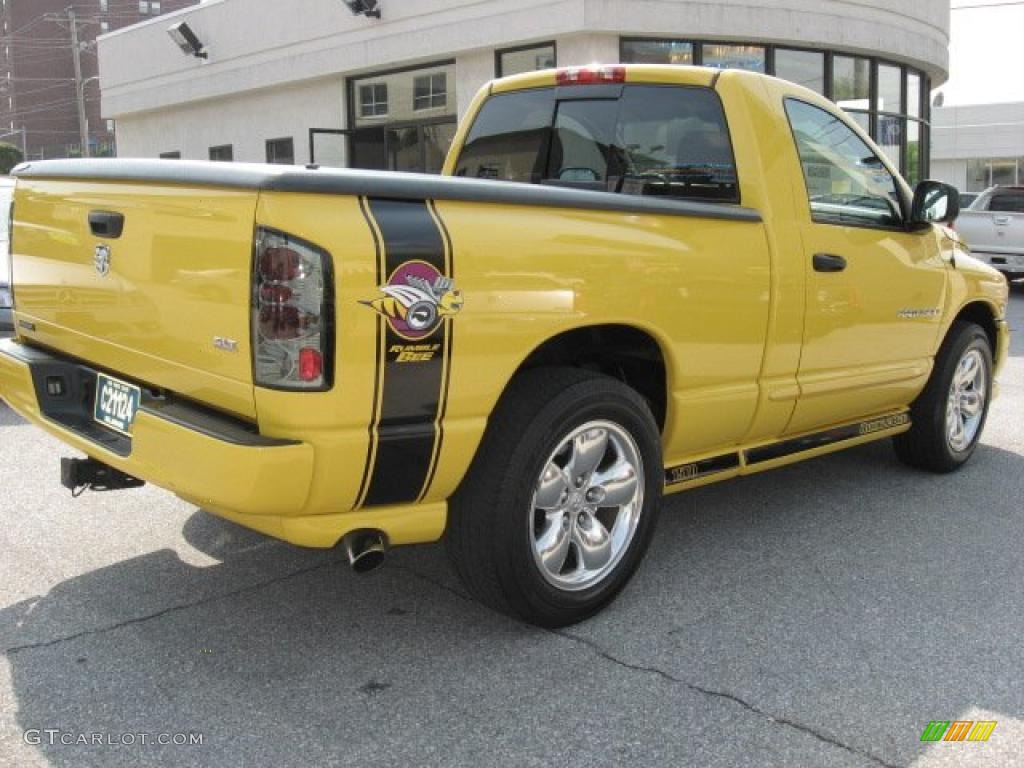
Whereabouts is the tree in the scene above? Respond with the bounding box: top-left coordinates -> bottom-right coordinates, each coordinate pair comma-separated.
0,142 -> 24,175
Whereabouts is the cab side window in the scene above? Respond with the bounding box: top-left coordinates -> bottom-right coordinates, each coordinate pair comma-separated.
784,98 -> 902,227
988,191 -> 1024,213
456,84 -> 740,203
546,98 -> 619,188
614,85 -> 738,202
454,88 -> 555,183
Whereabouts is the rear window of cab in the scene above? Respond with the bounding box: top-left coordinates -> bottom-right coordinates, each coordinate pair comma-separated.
454,84 -> 739,203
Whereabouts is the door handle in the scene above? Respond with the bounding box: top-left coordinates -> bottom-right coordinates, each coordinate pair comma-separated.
89,210 -> 125,239
813,252 -> 847,272
993,215 -> 1011,226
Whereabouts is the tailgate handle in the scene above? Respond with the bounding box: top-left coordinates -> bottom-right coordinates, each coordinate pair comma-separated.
813,252 -> 847,272
89,211 -> 125,239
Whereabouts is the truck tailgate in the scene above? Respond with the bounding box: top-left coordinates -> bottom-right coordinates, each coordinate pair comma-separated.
11,178 -> 258,418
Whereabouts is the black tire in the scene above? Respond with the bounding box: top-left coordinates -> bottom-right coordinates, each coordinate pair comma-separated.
893,321 -> 993,473
446,367 -> 662,627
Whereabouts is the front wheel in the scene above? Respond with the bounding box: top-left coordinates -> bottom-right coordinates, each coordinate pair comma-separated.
446,368 -> 662,627
893,321 -> 993,473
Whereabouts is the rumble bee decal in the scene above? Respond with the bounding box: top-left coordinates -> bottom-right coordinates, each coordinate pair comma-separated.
362,260 -> 463,340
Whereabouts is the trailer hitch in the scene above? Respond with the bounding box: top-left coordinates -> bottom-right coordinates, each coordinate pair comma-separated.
60,457 -> 145,496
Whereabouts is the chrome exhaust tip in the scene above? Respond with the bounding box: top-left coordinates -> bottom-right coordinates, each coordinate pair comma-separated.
342,529 -> 387,574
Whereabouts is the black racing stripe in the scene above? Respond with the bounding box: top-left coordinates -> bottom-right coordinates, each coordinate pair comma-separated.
745,424 -> 863,465
369,198 -> 446,273
354,197 -> 384,508
419,320 -> 453,501
428,198 -> 455,278
415,199 -> 455,502
744,413 -> 909,465
363,198 -> 449,507
665,452 -> 740,486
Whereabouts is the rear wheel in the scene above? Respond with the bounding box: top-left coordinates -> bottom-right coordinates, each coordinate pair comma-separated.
446,368 -> 662,627
893,321 -> 993,473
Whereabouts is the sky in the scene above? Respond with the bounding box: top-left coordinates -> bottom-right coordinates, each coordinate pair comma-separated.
938,0 -> 1024,106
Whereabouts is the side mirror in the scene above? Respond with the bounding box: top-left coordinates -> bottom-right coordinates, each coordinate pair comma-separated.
909,180 -> 960,230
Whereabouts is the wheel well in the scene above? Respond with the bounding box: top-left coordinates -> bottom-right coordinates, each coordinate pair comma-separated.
952,302 -> 999,363
514,325 -> 668,431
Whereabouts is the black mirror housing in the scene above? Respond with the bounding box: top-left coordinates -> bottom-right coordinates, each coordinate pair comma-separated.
910,180 -> 960,230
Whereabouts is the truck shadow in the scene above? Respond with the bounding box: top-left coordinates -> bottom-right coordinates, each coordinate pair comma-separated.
2,438 -> 1023,767
0,399 -> 28,427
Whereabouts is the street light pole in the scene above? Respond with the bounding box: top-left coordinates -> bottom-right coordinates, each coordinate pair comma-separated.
68,8 -> 90,158
78,76 -> 100,157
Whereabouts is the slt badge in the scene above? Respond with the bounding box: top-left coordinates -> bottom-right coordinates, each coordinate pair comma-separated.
94,244 -> 111,277
362,260 -> 463,340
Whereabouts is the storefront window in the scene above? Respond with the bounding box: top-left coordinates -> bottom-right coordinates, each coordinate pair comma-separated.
833,55 -> 870,111
965,157 -> 1024,192
774,49 -> 825,94
413,73 -> 448,111
359,83 -> 388,118
991,160 -> 1018,187
702,43 -> 765,72
906,121 -> 920,187
497,43 -> 556,77
907,72 -> 921,119
877,63 -> 902,114
620,40 -> 693,65
876,115 -> 903,173
347,61 -> 457,173
266,138 -> 294,165
350,62 -> 455,129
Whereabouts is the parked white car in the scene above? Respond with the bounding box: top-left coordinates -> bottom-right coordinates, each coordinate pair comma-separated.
956,186 -> 1024,283
0,177 -> 14,334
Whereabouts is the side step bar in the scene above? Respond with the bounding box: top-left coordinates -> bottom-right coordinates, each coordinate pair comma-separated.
665,412 -> 911,488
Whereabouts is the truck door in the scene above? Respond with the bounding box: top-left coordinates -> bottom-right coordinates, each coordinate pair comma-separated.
782,98 -> 947,434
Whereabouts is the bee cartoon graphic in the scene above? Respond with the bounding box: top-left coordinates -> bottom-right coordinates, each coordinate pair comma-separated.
363,260 -> 463,339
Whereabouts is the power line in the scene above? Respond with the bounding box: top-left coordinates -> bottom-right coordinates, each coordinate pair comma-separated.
951,1 -> 1024,8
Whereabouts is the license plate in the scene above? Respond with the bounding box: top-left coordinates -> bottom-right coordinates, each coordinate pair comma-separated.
93,373 -> 141,436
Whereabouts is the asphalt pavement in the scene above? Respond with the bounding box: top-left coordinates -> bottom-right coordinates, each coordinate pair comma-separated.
1,290 -> 1022,768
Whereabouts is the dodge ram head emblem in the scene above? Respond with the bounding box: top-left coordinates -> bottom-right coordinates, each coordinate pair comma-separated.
362,260 -> 462,340
94,244 -> 111,277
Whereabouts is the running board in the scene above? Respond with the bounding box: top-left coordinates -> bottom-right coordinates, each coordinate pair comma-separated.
665,412 -> 910,489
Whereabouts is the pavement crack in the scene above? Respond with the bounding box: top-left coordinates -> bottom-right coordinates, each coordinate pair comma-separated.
4,557 -> 343,656
395,564 -> 902,768
553,629 -> 903,768
389,563 -> 473,603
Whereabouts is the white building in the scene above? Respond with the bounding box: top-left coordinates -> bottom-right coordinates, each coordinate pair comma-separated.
930,0 -> 1024,194
97,0 -> 949,183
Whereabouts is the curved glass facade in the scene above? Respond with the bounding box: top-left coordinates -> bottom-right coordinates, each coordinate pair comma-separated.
621,39 -> 930,186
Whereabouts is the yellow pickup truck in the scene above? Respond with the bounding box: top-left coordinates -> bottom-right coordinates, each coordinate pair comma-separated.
0,65 -> 1010,626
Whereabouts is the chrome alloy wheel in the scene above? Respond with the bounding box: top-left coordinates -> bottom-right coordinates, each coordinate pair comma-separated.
529,420 -> 644,591
946,348 -> 987,453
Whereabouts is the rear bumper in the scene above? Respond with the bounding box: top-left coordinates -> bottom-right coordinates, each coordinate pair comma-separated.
0,338 -> 445,548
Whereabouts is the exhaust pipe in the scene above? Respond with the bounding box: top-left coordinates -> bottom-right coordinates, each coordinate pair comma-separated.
342,529 -> 387,574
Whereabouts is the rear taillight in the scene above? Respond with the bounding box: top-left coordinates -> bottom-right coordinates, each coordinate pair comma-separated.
555,66 -> 626,85
252,228 -> 333,390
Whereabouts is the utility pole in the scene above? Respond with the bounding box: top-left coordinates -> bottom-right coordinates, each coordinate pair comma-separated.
68,7 -> 90,158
